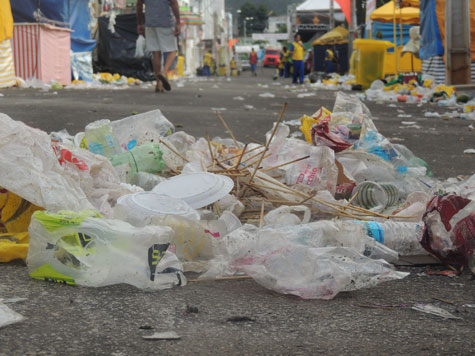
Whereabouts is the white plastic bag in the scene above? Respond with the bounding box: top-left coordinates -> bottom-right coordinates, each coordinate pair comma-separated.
0,304 -> 25,329
0,113 -> 93,212
135,35 -> 146,59
27,210 -> 186,290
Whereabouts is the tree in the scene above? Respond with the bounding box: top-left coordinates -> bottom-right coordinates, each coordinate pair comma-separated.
277,23 -> 288,33
238,1 -> 270,36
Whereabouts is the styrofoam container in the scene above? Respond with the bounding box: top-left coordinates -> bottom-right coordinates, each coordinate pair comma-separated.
117,192 -> 200,222
152,173 -> 234,209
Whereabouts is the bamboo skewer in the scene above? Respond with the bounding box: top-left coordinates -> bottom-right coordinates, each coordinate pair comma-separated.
157,137 -> 189,163
260,155 -> 311,173
216,111 -> 240,149
234,144 -> 248,169
240,103 -> 288,198
259,200 -> 265,228
210,145 -> 263,168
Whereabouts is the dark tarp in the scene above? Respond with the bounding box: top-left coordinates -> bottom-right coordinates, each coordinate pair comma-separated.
313,44 -> 348,74
419,0 -> 444,60
94,14 -> 154,81
10,0 -> 69,25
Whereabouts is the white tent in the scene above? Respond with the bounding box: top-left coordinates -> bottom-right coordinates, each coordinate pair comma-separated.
297,0 -> 341,11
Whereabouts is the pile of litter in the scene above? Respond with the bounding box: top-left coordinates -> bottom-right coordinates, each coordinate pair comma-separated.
1,92 -> 474,308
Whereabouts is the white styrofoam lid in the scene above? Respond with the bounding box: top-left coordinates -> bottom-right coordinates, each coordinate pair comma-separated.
152,173 -> 234,209
131,192 -> 200,220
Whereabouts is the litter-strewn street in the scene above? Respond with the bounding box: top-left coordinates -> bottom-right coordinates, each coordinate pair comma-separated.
1,69 -> 474,356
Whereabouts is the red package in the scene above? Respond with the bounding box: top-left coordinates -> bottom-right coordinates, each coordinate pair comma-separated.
421,194 -> 475,268
311,122 -> 352,153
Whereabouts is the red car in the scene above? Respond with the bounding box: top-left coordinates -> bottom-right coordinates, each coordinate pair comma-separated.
263,48 -> 280,67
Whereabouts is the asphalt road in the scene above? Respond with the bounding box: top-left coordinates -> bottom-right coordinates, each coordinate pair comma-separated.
1,69 -> 474,356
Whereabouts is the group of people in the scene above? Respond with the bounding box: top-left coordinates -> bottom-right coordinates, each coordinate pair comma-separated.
278,33 -> 337,85
277,33 -> 306,85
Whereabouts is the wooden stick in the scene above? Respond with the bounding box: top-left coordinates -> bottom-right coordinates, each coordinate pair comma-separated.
240,149 -> 267,165
298,190 -> 318,205
210,145 -> 263,168
240,102 -> 288,198
216,111 -> 240,149
234,144 -> 248,169
246,135 -> 265,146
256,175 -> 390,219
260,155 -> 311,172
242,153 -> 272,169
206,131 -> 215,169
259,200 -> 265,228
343,190 -> 359,212
158,137 -> 189,163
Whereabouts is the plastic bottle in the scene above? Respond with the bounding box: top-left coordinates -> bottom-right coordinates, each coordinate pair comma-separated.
359,220 -> 426,256
109,143 -> 165,182
85,119 -> 120,157
110,110 -> 175,151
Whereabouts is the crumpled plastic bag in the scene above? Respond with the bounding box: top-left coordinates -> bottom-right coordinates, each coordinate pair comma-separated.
312,122 -> 352,153
135,35 -> 146,59
232,245 -> 408,300
0,303 -> 25,329
0,114 -> 93,212
201,221 -> 407,299
421,194 -> 475,268
27,210 -> 186,290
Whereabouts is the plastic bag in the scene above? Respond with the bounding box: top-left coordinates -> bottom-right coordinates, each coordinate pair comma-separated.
135,35 -> 146,59
232,245 -> 407,300
263,205 -> 311,226
27,210 -> 186,290
0,114 -> 94,212
0,304 -> 25,329
312,122 -> 352,153
421,194 -> 475,268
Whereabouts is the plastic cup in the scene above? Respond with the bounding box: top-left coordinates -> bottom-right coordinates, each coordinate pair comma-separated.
354,181 -> 399,211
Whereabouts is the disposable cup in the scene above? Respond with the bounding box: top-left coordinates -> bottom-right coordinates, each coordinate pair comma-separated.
354,181 -> 399,211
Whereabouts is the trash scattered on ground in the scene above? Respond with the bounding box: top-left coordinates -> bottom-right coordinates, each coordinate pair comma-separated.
142,331 -> 181,340
0,303 -> 25,329
1,90 -> 475,300
244,105 -> 255,110
259,92 -> 275,98
233,96 -> 245,101
411,304 -> 462,320
421,195 -> 475,271
464,149 -> 475,154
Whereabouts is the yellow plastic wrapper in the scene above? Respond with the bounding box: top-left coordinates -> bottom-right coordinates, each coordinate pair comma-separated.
0,188 -> 43,262
299,107 -> 332,143
435,84 -> 455,97
0,232 -> 29,262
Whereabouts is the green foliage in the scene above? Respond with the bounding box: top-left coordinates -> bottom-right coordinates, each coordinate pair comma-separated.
226,0 -> 296,16
277,23 -> 288,33
237,1 -> 270,35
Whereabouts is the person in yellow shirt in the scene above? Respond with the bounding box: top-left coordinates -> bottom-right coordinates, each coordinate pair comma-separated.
325,48 -> 335,73
203,50 -> 212,77
279,46 -> 291,78
289,33 -> 306,84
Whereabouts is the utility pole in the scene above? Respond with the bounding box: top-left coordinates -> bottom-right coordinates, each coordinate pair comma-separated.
348,0 -> 356,58
445,0 -> 471,84
330,0 -> 335,30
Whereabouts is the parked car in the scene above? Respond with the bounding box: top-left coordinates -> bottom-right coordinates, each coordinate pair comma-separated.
263,48 -> 280,67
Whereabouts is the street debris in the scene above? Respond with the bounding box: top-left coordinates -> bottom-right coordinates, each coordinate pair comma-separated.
1,91 -> 474,299
259,92 -> 275,98
411,304 -> 462,320
0,303 -> 25,328
226,316 -> 255,323
142,331 -> 181,340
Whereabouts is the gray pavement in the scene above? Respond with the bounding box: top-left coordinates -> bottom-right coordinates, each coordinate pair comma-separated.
1,69 -> 475,356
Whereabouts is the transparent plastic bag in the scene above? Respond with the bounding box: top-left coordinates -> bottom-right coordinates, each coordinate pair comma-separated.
27,210 -> 185,290
135,35 -> 146,59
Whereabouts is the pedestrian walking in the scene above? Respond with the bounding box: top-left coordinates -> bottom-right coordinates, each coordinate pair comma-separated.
290,33 -> 305,84
136,0 -> 181,93
249,48 -> 258,77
